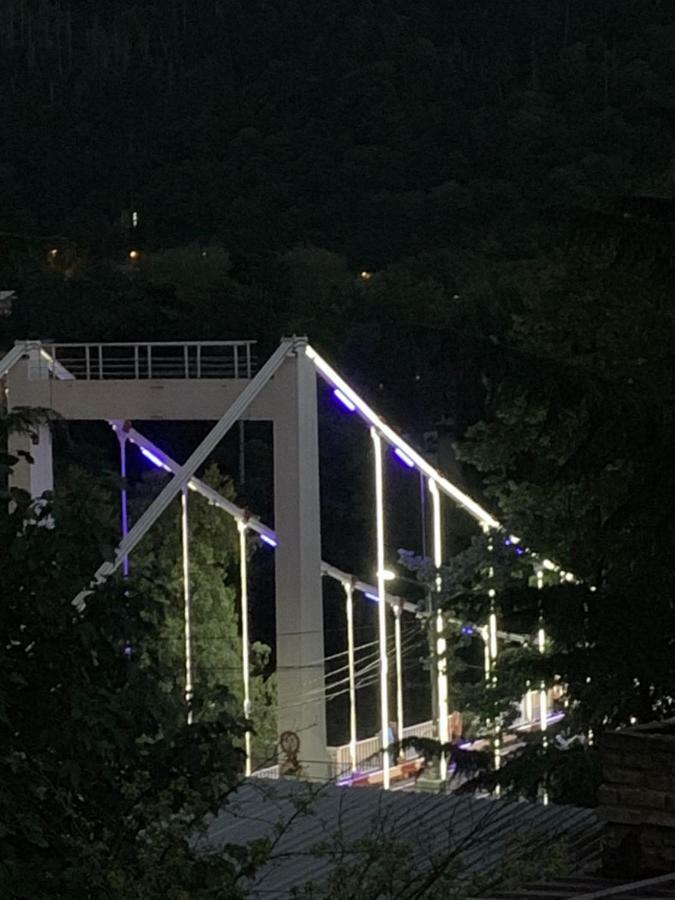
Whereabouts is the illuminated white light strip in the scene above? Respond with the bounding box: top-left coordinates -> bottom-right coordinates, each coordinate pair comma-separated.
306,345 -> 500,529
345,582 -> 357,773
537,572 -> 549,804
141,446 -> 171,472
334,388 -> 356,411
238,522 -> 252,776
371,428 -> 390,790
482,627 -> 491,679
181,489 -> 193,725
429,479 -> 448,781
525,684 -> 533,722
539,687 -> 548,733
305,345 -> 580,584
394,603 -> 404,747
489,612 -> 498,661
539,624 -> 547,734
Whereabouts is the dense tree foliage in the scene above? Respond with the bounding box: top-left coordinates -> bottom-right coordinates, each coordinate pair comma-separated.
130,462 -> 277,767
0,421 -> 254,897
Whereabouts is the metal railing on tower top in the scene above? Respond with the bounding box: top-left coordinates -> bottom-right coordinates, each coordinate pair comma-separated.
44,341 -> 257,380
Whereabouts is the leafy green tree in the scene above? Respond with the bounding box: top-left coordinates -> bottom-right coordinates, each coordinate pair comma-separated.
130,463 -> 277,769
0,421 -> 253,897
405,210 -> 675,804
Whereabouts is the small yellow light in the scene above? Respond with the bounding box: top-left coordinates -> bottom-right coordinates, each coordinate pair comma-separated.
129,249 -> 141,261
360,270 -> 373,281
49,248 -> 59,258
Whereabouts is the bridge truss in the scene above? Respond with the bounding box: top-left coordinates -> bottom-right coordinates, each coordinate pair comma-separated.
1,337 -> 566,789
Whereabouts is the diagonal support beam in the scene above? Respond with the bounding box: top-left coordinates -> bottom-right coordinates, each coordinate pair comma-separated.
120,424 -> 418,614
114,422 -> 277,545
306,345 -> 500,529
74,338 -> 294,606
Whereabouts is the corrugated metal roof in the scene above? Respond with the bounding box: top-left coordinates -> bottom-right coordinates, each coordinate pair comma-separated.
203,779 -> 603,897
472,871 -> 675,899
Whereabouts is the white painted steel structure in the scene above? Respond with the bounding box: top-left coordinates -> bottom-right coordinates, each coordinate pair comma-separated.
1,337 -> 559,787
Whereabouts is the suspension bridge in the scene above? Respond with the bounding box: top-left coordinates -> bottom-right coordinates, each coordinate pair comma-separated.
1,336 -> 563,790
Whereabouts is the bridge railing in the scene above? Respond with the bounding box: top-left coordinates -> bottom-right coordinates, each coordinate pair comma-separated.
327,718 -> 445,779
44,341 -> 257,380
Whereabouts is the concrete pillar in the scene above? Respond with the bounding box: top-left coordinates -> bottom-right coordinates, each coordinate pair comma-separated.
8,424 -> 54,498
6,354 -> 54,500
273,342 -> 327,778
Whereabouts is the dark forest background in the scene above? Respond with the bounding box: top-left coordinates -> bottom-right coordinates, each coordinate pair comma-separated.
2,0 -> 675,748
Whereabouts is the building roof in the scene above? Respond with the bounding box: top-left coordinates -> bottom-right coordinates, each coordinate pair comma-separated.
473,871 -> 675,900
203,779 -> 603,898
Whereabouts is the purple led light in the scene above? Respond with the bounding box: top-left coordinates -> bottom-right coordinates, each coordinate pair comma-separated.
140,447 -> 166,469
260,533 -> 277,548
334,388 -> 356,412
515,547 -> 524,556
504,538 -> 512,547
394,448 -> 415,468
365,592 -> 379,602
461,626 -> 474,636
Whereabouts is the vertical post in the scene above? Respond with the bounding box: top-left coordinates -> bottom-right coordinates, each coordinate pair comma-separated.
345,581 -> 357,774
148,344 -> 153,379
537,568 -> 547,734
525,684 -> 533,723
134,344 -> 139,379
429,479 -> 448,781
181,488 -> 193,725
118,428 -> 130,577
246,342 -> 252,378
394,602 -> 404,753
483,627 -> 491,679
371,427 -> 390,790
486,530 -> 500,795
233,344 -> 239,379
273,344 -> 327,778
7,351 -> 54,501
98,344 -> 103,379
238,522 -> 252,776
489,610 -> 498,662
196,344 -> 202,379
538,621 -> 548,734
85,345 -> 91,380
184,344 -> 189,379
419,470 -> 428,560
238,420 -> 246,486
539,614 -> 549,805
481,616 -> 494,794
